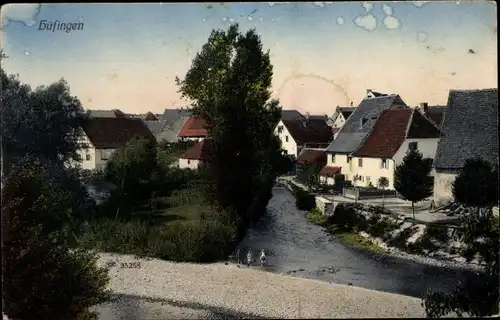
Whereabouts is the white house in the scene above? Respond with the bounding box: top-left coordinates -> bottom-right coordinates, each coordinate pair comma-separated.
433,88 -> 498,206
346,108 -> 441,189
75,117 -> 155,171
321,93 -> 409,185
274,116 -> 333,158
178,139 -> 212,170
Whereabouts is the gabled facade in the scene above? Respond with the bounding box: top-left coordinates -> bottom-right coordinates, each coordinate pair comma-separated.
327,106 -> 356,139
433,88 -> 498,206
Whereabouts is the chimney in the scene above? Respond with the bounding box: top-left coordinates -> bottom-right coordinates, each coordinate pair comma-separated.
420,102 -> 429,115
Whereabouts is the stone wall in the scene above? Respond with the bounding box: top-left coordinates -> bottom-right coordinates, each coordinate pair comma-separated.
315,196 -> 336,216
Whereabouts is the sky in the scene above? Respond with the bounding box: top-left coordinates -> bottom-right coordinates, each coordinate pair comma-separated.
0,2 -> 497,115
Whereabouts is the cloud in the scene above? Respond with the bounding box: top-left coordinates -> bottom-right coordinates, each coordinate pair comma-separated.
0,3 -> 41,28
382,4 -> 394,16
336,16 -> 345,26
362,2 -> 374,13
412,1 -> 430,7
353,14 -> 377,32
417,31 -> 428,42
383,16 -> 401,29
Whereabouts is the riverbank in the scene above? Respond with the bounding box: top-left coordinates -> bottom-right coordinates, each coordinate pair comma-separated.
93,252 -> 426,319
306,204 -> 487,273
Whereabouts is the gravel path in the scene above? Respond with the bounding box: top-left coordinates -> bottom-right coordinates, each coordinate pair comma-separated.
95,252 -> 426,319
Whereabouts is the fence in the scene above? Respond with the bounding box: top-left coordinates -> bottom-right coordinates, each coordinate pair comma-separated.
343,187 -> 396,200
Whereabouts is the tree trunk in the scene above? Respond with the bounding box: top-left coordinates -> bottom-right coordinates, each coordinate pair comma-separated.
412,201 -> 415,220
114,173 -> 126,221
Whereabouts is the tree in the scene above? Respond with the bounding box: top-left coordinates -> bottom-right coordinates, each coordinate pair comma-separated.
452,158 -> 498,214
377,176 -> 389,209
423,157 -> 499,317
393,149 -> 433,219
105,137 -> 158,220
175,24 -> 283,224
300,163 -> 322,191
2,158 -> 111,320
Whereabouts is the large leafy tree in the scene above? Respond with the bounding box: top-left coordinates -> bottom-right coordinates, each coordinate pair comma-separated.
1,51 -> 87,176
393,149 -> 433,219
423,158 -> 499,318
175,24 -> 283,222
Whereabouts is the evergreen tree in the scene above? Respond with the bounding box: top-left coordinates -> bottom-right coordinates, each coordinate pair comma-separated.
393,149 -> 433,219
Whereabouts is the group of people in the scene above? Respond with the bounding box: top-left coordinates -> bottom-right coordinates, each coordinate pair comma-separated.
235,248 -> 266,267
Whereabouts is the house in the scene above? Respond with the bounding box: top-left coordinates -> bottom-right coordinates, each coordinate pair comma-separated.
296,148 -> 327,166
87,109 -> 126,118
433,88 -> 498,206
178,139 -> 213,170
144,108 -> 192,143
327,106 -> 356,139
347,108 -> 441,189
274,114 -> 334,158
280,109 -> 305,121
417,102 -> 447,129
77,117 -> 155,171
321,93 -> 408,184
177,116 -> 209,141
365,89 -> 389,99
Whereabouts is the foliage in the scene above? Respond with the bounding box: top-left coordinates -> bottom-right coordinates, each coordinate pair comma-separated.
452,158 -> 498,209
394,149 -> 433,219
290,183 -> 316,211
299,163 -> 322,191
2,159 -> 111,320
1,63 -> 87,176
105,137 -> 158,218
175,24 -> 283,224
423,158 -> 500,318
306,208 -> 328,225
377,176 -> 390,208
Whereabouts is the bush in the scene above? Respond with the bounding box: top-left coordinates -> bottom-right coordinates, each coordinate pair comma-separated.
79,209 -> 238,263
294,188 -> 316,211
2,161 -> 111,320
327,204 -> 365,231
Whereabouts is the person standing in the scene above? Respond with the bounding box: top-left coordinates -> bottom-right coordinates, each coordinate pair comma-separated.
259,249 -> 266,267
246,249 -> 253,267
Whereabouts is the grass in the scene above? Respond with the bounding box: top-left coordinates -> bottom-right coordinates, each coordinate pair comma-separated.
334,231 -> 389,255
305,208 -> 328,225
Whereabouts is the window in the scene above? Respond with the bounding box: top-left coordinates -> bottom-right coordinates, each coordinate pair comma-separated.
381,159 -> 388,169
360,117 -> 368,128
100,150 -> 110,160
285,135 -> 289,142
187,159 -> 191,165
283,150 -> 288,155
347,156 -> 352,163
277,126 -> 284,134
331,154 -> 335,163
358,158 -> 363,167
409,141 -> 418,151
85,153 -> 91,161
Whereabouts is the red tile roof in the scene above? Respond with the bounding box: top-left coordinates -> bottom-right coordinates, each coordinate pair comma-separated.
319,166 -> 341,177
82,117 -> 155,149
180,139 -> 213,161
353,108 -> 440,158
178,116 -> 209,138
297,149 -> 327,165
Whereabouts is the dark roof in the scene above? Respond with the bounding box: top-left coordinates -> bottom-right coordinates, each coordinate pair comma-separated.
143,112 -> 158,121
423,106 -> 446,128
161,108 -> 193,123
82,118 -> 155,149
308,114 -> 329,120
297,149 -> 327,165
435,89 -> 498,170
369,91 -> 387,97
326,95 -> 409,154
353,109 -> 440,158
88,109 -> 126,118
281,109 -> 304,121
282,118 -> 333,145
330,107 -> 355,121
180,139 -> 213,161
319,166 -> 341,177
178,116 -> 209,138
